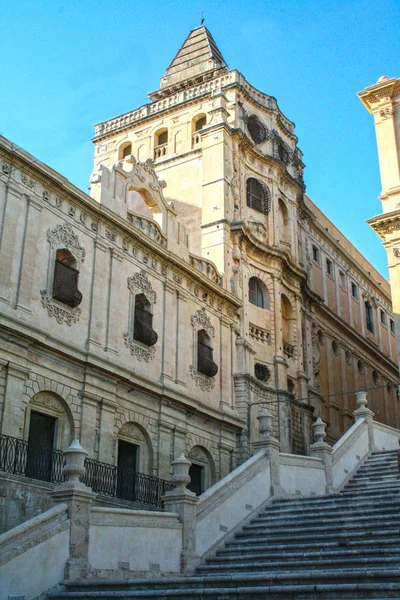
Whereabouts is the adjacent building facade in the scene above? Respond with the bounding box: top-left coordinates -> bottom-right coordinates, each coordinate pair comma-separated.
358,76 -> 400,362
0,26 -> 399,529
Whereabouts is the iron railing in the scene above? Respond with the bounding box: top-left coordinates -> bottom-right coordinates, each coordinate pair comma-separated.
0,434 -> 174,508
83,458 -> 174,508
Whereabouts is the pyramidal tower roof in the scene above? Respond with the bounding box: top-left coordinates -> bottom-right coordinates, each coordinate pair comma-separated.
159,26 -> 227,90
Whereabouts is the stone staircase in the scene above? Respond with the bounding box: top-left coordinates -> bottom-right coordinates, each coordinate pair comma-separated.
49,450 -> 400,599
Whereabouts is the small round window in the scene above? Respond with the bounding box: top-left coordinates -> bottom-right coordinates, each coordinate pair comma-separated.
247,115 -> 266,144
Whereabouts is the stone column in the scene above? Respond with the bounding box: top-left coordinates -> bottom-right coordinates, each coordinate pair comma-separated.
158,423 -> 174,479
218,442 -> 232,479
87,239 -> 109,351
105,248 -> 123,354
310,417 -> 333,493
173,426 -> 187,459
51,440 -> 96,580
80,392 -> 100,457
353,391 -> 375,452
1,362 -> 30,437
14,196 -> 42,312
0,185 -> 23,304
161,280 -> 178,383
251,408 -> 282,496
162,454 -> 199,574
97,397 -> 118,463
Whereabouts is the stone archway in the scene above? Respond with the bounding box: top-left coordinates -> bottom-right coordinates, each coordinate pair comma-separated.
187,445 -> 216,495
23,391 -> 75,451
117,421 -> 153,474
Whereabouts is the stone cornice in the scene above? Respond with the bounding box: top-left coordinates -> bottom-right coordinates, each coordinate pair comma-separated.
93,69 -> 297,144
367,209 -> 400,239
358,77 -> 400,113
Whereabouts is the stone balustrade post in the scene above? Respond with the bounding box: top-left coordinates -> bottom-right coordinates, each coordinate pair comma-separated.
51,440 -> 96,580
353,391 -> 376,452
310,418 -> 333,493
251,408 -> 283,496
162,453 -> 199,574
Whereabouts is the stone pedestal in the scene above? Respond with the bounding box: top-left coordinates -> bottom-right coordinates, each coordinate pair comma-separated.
310,417 -> 333,493
251,409 -> 283,496
51,440 -> 96,580
162,453 -> 199,574
353,391 -> 376,452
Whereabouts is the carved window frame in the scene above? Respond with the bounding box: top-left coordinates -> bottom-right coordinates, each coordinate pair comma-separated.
40,224 -> 85,325
124,270 -> 157,362
189,307 -> 217,391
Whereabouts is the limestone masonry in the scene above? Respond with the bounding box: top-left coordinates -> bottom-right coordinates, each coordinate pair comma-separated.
0,26 -> 399,533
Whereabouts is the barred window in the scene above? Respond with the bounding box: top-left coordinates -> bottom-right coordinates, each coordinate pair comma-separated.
197,330 -> 218,377
246,178 -> 271,215
247,115 -> 266,144
52,249 -> 82,308
133,294 -> 158,347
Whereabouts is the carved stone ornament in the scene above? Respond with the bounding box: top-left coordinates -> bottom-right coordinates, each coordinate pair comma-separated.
393,247 -> 400,259
124,333 -> 156,362
47,224 -> 85,262
127,271 -> 157,304
189,365 -> 215,391
40,290 -> 81,325
191,307 -> 215,338
31,394 -> 65,415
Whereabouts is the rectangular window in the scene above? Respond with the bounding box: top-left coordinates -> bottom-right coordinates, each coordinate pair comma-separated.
390,319 -> 395,334
365,302 -> 374,334
351,282 -> 358,300
339,271 -> 346,288
312,245 -> 320,264
380,310 -> 386,325
326,258 -> 333,277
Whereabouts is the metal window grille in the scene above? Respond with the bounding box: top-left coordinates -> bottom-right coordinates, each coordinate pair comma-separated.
197,331 -> 218,377
246,178 -> 271,215
133,296 -> 158,346
52,260 -> 82,308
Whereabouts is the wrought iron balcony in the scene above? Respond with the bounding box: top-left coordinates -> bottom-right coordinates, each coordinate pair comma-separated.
133,320 -> 158,347
197,355 -> 218,377
0,434 -> 173,508
52,260 -> 82,308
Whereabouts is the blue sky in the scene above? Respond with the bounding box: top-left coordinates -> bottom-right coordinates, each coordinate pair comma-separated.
2,0 -> 399,277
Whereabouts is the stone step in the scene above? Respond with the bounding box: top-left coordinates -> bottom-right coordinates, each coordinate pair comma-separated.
223,536 -> 400,553
253,506 -> 399,526
234,527 -> 399,544
242,517 -> 400,535
210,546 -> 400,563
199,554 -> 400,573
263,496 -> 400,515
271,488 -> 400,507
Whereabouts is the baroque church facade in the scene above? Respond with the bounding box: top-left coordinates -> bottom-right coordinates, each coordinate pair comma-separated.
0,26 -> 398,528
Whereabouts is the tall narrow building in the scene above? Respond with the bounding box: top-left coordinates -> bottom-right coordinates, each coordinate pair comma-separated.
358,76 -> 400,363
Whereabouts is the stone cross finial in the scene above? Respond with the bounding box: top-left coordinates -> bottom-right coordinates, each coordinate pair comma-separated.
171,453 -> 192,489
258,408 -> 273,441
312,417 -> 327,445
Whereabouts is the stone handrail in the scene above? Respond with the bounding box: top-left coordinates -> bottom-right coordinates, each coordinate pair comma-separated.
0,503 -> 68,565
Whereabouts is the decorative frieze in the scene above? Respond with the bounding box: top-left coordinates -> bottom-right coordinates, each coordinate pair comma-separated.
123,334 -> 156,362
40,291 -> 81,325
191,307 -> 215,338
47,223 -> 85,262
189,365 -> 215,391
127,270 -> 157,304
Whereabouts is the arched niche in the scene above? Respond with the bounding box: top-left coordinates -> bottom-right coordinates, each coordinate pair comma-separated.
278,199 -> 290,246
119,141 -> 132,160
117,421 -> 153,474
23,392 -> 75,451
281,293 -> 294,344
187,445 -> 216,495
126,185 -> 164,229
